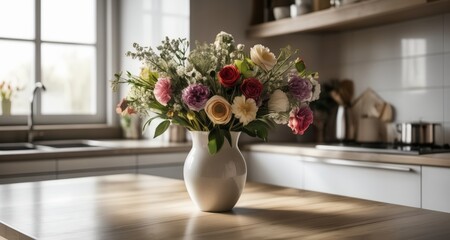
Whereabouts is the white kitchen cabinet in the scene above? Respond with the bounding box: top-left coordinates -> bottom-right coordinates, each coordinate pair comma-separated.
139,165 -> 184,180
56,155 -> 137,180
58,169 -> 136,179
244,151 -> 303,189
422,166 -> 450,213
57,155 -> 137,172
303,156 -> 421,208
137,152 -> 188,179
0,160 -> 57,184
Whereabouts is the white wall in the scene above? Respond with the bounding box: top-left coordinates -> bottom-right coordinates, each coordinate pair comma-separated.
320,14 -> 450,144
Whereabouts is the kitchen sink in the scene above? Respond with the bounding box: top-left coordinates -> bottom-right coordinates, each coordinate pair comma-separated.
36,140 -> 102,149
0,140 -> 109,152
0,143 -> 38,151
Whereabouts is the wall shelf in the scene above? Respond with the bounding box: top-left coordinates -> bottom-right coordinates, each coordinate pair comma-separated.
247,0 -> 450,38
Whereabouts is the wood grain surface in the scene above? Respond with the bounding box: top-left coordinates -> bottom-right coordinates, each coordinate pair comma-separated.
1,174 -> 450,240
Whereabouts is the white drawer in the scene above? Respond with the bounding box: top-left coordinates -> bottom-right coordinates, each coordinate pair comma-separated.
422,166 -> 450,213
0,160 -> 56,176
58,155 -> 137,171
244,151 -> 303,189
58,169 -> 136,179
137,152 -> 188,166
303,157 -> 421,208
139,165 -> 184,180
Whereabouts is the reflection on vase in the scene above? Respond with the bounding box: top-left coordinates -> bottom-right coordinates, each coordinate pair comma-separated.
183,131 -> 247,212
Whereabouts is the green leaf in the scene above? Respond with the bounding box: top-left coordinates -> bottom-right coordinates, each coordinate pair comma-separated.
148,101 -> 166,112
142,116 -> 159,131
149,71 -> 159,84
208,128 -> 224,155
223,129 -> 232,147
154,120 -> 171,138
244,120 -> 270,141
235,58 -> 254,78
172,115 -> 191,128
295,58 -> 306,74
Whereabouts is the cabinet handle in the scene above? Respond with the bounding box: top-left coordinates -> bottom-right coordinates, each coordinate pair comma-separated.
304,158 -> 413,172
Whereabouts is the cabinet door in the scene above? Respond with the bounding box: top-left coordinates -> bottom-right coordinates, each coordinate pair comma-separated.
0,160 -> 56,176
0,174 -> 56,184
58,155 -> 137,172
422,166 -> 450,213
244,151 -> 303,189
137,152 -> 188,167
137,152 -> 188,179
58,169 -> 136,180
0,160 -> 57,184
139,165 -> 184,180
303,157 -> 421,208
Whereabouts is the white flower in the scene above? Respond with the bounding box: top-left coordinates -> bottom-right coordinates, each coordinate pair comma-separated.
237,44 -> 245,51
173,103 -> 182,111
231,96 -> 258,126
250,44 -> 277,71
310,78 -> 321,101
268,90 -> 289,113
176,66 -> 185,76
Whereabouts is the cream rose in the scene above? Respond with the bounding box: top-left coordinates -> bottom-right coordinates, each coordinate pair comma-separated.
204,95 -> 232,125
250,44 -> 277,71
268,90 -> 289,113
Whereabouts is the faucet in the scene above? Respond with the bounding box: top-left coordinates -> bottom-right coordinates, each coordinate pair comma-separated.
28,82 -> 46,143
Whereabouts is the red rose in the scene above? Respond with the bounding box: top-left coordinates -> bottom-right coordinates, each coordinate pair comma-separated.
288,105 -> 313,135
218,65 -> 240,87
240,78 -> 263,101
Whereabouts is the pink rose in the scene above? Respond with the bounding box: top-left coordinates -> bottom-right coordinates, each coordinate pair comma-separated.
154,77 -> 172,106
240,78 -> 263,102
218,65 -> 240,87
288,105 -> 313,135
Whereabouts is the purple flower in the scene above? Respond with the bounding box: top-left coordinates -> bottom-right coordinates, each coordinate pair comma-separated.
182,84 -> 210,111
288,75 -> 312,102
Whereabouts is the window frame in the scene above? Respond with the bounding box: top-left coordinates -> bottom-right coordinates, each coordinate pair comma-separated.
0,0 -> 107,126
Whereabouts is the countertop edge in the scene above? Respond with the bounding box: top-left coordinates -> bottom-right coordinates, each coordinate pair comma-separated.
242,143 -> 450,168
2,140 -> 450,168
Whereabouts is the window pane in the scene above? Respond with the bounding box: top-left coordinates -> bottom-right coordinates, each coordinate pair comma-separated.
41,43 -> 96,115
0,0 -> 34,39
0,40 -> 34,115
41,0 -> 96,44
162,0 -> 189,15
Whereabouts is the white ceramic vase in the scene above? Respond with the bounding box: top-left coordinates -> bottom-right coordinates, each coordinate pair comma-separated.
183,131 -> 247,212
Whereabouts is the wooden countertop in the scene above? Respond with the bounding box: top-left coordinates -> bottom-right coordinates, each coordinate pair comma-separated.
1,174 -> 450,240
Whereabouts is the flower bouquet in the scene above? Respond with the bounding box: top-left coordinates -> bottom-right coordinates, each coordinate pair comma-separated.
113,32 -> 320,154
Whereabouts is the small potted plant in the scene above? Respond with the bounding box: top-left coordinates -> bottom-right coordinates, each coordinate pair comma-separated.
0,81 -> 21,116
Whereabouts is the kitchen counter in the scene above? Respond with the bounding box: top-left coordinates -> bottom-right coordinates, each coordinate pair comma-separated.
0,140 -> 192,161
243,143 -> 450,168
1,140 -> 450,167
1,174 -> 450,240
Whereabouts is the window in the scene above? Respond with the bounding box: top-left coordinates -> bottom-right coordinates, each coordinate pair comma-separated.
0,0 -> 106,125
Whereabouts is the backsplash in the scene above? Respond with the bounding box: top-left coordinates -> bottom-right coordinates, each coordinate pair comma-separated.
319,14 -> 450,144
